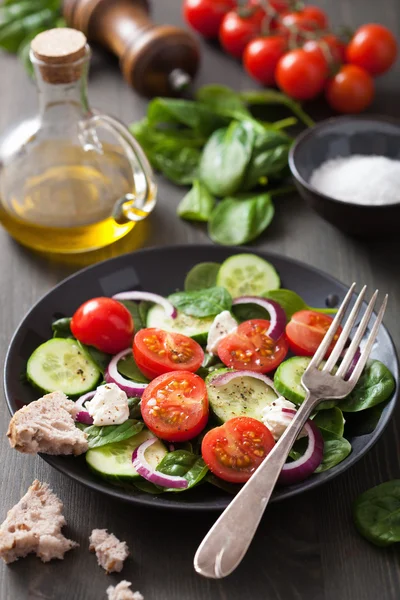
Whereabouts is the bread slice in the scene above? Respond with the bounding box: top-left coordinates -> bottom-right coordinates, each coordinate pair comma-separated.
0,480 -> 78,563
7,390 -> 88,455
89,528 -> 129,573
107,581 -> 144,600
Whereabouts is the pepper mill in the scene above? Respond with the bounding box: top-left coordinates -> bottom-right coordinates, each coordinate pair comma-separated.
63,0 -> 200,97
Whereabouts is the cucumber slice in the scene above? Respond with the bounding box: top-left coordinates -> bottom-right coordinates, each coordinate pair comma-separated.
27,338 -> 100,396
146,305 -> 214,344
274,356 -> 336,409
86,429 -> 167,482
206,368 -> 278,423
217,253 -> 280,297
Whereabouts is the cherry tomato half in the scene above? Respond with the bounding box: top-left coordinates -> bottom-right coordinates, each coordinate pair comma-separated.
201,417 -> 275,483
183,0 -> 235,38
325,64 -> 374,114
346,24 -> 397,76
276,49 -> 327,100
71,297 -> 134,355
133,328 -> 204,380
286,310 -> 342,357
243,35 -> 287,85
219,7 -> 264,58
218,319 -> 288,373
141,371 -> 209,442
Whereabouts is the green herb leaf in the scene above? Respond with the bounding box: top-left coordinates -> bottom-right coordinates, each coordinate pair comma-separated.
340,360 -> 395,412
151,143 -> 201,186
312,407 -> 345,437
169,286 -> 232,318
147,98 -> 227,136
156,450 -> 208,492
83,419 -> 144,449
0,8 -> 59,53
127,397 -> 142,419
354,480 -> 400,546
199,121 -> 255,197
52,317 -> 72,338
118,300 -> 146,331
242,129 -> 291,191
343,402 -> 389,437
196,84 -> 252,120
239,89 -> 315,128
117,354 -> 149,384
177,179 -> 216,222
208,192 -> 274,246
315,430 -> 352,473
184,262 -> 220,291
264,289 -> 338,320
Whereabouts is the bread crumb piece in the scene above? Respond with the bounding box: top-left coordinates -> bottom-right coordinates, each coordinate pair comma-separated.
89,529 -> 129,573
107,581 -> 143,600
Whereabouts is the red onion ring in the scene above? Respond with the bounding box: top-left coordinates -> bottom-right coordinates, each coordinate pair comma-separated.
132,438 -> 188,489
232,297 -> 286,340
105,348 -> 148,397
344,346 -> 361,380
75,411 -> 94,425
112,291 -> 177,319
278,408 -> 324,486
75,391 -> 96,411
211,369 -> 277,393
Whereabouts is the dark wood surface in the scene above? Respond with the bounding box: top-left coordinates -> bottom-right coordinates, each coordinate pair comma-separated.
1,1 -> 400,599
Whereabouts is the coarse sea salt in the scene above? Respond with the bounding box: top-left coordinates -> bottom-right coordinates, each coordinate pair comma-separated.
309,154 -> 400,206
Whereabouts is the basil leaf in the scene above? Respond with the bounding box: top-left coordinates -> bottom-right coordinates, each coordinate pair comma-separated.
315,430 -> 352,473
169,286 -> 232,318
340,360 -> 395,412
156,450 -> 208,492
127,397 -> 142,419
200,121 -> 255,197
354,480 -> 400,546
147,98 -> 227,136
83,419 -> 144,449
151,143 -> 201,186
177,179 -> 216,222
264,289 -> 338,320
312,407 -> 345,437
208,192 -> 274,246
52,317 -> 72,338
117,354 -> 149,384
184,262 -> 220,291
239,89 -> 315,128
196,85 -> 252,120
78,342 -> 110,374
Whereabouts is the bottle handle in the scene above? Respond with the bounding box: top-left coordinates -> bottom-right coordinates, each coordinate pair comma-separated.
79,113 -> 157,224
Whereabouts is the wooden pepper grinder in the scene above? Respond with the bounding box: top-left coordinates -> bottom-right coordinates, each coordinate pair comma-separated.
63,0 -> 200,97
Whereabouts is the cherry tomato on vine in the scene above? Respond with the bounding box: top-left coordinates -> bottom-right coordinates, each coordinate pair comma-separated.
243,35 -> 287,85
219,6 -> 265,58
301,5 -> 329,30
303,34 -> 347,69
346,24 -> 397,76
183,0 -> 235,38
325,64 -> 374,114
269,0 -> 291,12
276,49 -> 327,100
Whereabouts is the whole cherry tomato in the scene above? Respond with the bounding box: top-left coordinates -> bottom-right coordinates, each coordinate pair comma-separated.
183,0 -> 235,38
325,64 -> 374,113
243,35 -> 287,85
346,24 -> 397,76
303,34 -> 347,69
301,5 -> 329,30
219,6 -> 265,58
276,48 -> 327,100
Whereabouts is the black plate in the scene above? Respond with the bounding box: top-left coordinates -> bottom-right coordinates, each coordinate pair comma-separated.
4,245 -> 398,511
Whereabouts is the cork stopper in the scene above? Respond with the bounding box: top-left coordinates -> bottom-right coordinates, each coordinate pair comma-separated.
31,28 -> 88,84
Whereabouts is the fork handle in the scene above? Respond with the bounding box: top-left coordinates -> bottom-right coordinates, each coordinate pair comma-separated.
194,392 -> 320,579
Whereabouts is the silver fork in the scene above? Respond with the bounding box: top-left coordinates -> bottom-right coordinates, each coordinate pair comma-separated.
194,283 -> 388,579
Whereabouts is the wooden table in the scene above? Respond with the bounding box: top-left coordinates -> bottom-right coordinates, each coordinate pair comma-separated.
1,1 -> 400,599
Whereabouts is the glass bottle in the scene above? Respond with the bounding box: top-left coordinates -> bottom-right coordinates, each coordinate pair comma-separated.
0,28 -> 156,254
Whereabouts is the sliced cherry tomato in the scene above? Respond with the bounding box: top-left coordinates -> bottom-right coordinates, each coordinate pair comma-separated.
183,0 -> 235,38
325,64 -> 374,114
286,310 -> 342,357
218,319 -> 288,373
141,371 -> 208,442
201,417 -> 275,483
346,24 -> 397,76
219,7 -> 264,58
276,49 -> 327,100
133,328 -> 204,379
71,297 -> 134,355
303,34 -> 347,69
243,36 -> 287,85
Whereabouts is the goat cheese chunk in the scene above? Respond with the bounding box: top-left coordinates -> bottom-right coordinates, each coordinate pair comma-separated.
86,383 -> 129,426
261,396 -> 307,441
206,311 -> 238,355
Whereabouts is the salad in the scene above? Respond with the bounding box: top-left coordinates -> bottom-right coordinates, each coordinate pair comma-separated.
24,253 -> 396,495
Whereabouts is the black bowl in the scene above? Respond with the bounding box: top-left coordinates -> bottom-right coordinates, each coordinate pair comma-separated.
289,115 -> 400,237
3,245 -> 399,510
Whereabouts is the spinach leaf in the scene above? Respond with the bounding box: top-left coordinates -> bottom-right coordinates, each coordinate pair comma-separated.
196,352 -> 225,379
340,360 -> 395,412
354,480 -> 400,546
208,192 -> 274,246
52,317 -> 72,338
312,407 -> 345,437
232,303 -> 269,322
242,129 -> 291,191
127,397 -> 142,419
264,289 -> 338,320
83,419 -> 144,449
118,300 -> 146,331
344,402 -> 388,437
315,430 -> 352,473
196,85 -> 252,120
156,450 -> 208,492
239,89 -> 315,128
0,7 -> 58,53
199,121 -> 255,197
133,479 -> 164,494
151,143 -> 201,185
78,342 -> 110,374
130,118 -> 205,162
117,354 -> 149,384
177,179 -> 216,222
147,98 -> 227,136
169,286 -> 232,318
184,262 -> 220,291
